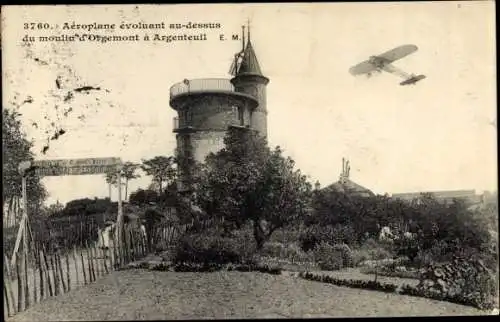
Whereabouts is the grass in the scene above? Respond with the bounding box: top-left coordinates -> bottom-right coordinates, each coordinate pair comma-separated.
7,269 -> 483,321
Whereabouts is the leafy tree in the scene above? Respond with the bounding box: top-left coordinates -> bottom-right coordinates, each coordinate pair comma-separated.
121,161 -> 141,200
197,128 -> 312,249
129,188 -> 159,206
2,108 -> 47,216
140,156 -> 176,194
104,169 -> 119,200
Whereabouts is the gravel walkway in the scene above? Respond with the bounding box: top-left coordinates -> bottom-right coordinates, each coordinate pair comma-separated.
6,269 -> 483,320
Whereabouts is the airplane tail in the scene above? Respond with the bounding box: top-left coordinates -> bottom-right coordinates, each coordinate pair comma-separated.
400,74 -> 426,86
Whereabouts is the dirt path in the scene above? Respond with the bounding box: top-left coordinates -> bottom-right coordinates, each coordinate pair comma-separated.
7,270 -> 483,320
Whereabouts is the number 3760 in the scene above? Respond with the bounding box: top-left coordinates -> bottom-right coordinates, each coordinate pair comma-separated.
24,23 -> 51,30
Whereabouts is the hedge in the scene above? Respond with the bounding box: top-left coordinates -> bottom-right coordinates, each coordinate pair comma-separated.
298,271 -> 495,310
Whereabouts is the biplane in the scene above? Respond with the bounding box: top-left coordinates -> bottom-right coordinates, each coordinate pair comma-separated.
349,44 -> 426,86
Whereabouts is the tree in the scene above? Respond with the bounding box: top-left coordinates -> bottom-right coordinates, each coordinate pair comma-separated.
129,188 -> 159,206
140,156 -> 176,194
121,162 -> 141,201
197,128 -> 312,249
103,169 -> 119,200
2,108 -> 47,216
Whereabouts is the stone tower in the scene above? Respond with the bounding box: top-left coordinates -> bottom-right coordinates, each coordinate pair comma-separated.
169,23 -> 269,193
230,26 -> 270,137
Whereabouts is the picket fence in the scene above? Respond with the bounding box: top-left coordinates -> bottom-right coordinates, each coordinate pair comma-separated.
2,221 -> 187,320
3,214 -> 221,320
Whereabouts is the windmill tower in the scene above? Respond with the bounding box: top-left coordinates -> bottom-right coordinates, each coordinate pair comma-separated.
230,20 -> 270,137
169,20 -> 269,193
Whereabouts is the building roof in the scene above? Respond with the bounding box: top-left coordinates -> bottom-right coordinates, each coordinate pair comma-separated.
392,190 -> 477,201
322,158 -> 375,198
325,178 -> 375,198
236,40 -> 264,76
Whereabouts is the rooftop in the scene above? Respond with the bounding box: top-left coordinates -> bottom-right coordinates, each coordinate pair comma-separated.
169,78 -> 258,109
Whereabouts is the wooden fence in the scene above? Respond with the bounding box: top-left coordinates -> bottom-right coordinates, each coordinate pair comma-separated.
3,225 -> 148,320
3,215 -> 221,320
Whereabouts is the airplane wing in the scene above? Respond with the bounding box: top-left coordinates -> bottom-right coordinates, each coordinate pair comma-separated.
349,60 -> 377,76
377,44 -> 418,63
381,64 -> 411,79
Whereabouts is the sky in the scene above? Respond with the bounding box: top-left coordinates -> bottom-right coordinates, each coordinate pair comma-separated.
2,2 -> 497,205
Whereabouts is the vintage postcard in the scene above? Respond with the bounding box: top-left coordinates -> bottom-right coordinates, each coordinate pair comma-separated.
2,2 -> 498,320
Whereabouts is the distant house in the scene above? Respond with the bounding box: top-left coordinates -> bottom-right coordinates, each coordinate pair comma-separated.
323,158 -> 375,198
391,189 -> 482,206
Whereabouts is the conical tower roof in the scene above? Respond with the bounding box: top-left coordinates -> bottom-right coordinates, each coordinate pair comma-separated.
236,40 -> 264,76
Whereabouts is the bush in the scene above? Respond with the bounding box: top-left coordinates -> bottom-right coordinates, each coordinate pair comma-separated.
313,242 -> 354,270
173,227 -> 257,265
299,271 -> 398,293
417,257 -> 498,310
300,224 -> 357,252
260,241 -> 314,263
359,266 -> 420,279
269,224 -> 304,244
351,238 -> 394,266
299,271 -> 496,310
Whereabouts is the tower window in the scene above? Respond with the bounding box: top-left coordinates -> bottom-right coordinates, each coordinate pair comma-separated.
238,107 -> 244,126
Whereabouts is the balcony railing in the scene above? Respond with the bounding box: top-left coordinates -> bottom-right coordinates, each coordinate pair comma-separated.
170,78 -> 235,99
173,117 -> 193,131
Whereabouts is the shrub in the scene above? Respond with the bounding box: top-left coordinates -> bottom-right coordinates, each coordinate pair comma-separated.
260,241 -> 314,263
351,238 -> 394,266
313,242 -> 353,270
269,224 -> 304,244
417,257 -> 498,310
173,227 -> 257,265
300,224 -> 357,252
359,266 -> 420,279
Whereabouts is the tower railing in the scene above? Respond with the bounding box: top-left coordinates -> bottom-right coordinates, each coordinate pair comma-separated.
170,78 -> 235,99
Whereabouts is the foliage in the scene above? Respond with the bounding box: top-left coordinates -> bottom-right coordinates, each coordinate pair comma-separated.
359,266 -> 420,279
300,271 -> 398,293
300,270 -> 496,310
417,257 -> 498,310
142,207 -> 165,251
299,224 -> 358,251
312,242 -> 354,271
122,161 -> 141,199
49,197 -> 113,218
260,241 -> 314,263
2,108 -> 47,213
309,187 -> 494,268
129,189 -> 160,206
196,128 -> 313,249
173,227 -> 257,265
351,238 -> 394,266
140,156 -> 177,193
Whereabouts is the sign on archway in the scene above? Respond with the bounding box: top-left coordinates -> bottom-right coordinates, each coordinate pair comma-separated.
12,157 -> 124,266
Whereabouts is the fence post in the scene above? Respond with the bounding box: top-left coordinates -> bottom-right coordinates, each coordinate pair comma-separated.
16,254 -> 25,312
85,242 -> 93,283
129,230 -> 135,262
72,247 -> 80,288
42,249 -> 53,297
56,252 -> 67,293
4,260 -> 16,317
4,276 -> 12,319
4,255 -> 17,315
23,251 -> 30,310
50,254 -> 59,296
32,250 -> 38,303
80,248 -> 88,285
65,252 -> 71,292
93,243 -> 100,278
91,243 -> 97,281
37,250 -> 44,300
